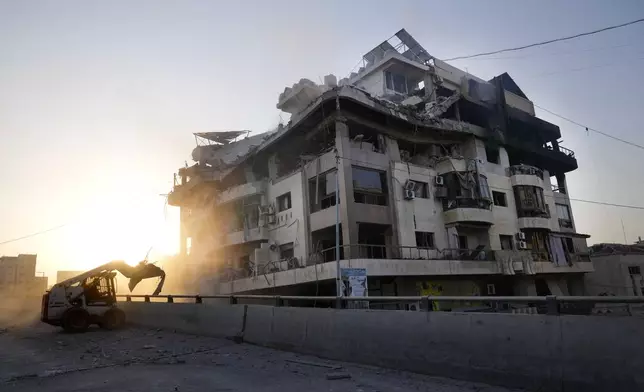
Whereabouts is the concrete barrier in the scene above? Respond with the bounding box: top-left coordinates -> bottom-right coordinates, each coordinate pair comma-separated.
120,302 -> 644,391
119,302 -> 245,339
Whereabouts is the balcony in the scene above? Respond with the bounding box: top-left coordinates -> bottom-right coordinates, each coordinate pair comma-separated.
508,165 -> 544,188
443,198 -> 494,225
218,180 -> 267,205
559,218 -> 574,229
310,244 -> 496,262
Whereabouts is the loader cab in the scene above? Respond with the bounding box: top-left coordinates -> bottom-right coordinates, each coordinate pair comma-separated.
81,272 -> 117,306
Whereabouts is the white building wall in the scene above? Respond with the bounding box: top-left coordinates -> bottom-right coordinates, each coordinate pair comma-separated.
266,170 -> 308,264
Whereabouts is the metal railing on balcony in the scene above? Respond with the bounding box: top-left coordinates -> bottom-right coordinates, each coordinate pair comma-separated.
508,165 -> 543,179
443,198 -> 492,211
309,244 -> 496,263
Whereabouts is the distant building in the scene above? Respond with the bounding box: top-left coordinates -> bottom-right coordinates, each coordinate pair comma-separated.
56,270 -> 83,283
0,254 -> 47,295
587,243 -> 644,296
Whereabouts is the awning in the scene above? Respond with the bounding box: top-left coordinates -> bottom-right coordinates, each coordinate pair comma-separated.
550,231 -> 591,239
194,131 -> 250,144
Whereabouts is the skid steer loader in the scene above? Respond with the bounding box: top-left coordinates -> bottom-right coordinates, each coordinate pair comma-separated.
41,260 -> 165,332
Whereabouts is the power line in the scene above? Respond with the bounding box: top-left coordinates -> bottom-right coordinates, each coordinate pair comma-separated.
0,224 -> 70,247
533,104 -> 644,151
443,17 -> 644,61
454,43 -> 638,61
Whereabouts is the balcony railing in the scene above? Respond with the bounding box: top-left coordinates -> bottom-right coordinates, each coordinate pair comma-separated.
309,244 -> 496,263
517,203 -> 550,218
559,218 -> 574,229
544,144 -> 575,159
443,198 -> 492,211
508,165 -> 543,179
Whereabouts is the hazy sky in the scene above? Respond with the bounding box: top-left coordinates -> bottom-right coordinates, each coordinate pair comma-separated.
1,0 -> 644,280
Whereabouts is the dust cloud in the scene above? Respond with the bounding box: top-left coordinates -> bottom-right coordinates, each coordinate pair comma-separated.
0,295 -> 41,329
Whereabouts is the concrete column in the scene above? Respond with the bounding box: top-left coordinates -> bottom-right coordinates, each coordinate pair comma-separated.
555,173 -> 567,194
179,207 -> 187,256
268,154 -> 279,180
244,166 -> 256,182
499,146 -> 510,168
335,120 -> 358,257
513,278 -> 537,296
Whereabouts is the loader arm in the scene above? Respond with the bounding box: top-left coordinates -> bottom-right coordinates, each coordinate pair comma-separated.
54,260 -> 166,295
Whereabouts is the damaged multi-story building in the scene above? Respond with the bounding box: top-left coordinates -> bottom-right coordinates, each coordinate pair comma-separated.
168,29 -> 592,302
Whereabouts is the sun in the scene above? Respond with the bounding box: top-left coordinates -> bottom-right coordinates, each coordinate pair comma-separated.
59,201 -> 179,271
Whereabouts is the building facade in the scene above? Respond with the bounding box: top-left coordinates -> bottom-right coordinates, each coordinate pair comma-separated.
586,243 -> 644,297
0,254 -> 47,295
168,30 -> 592,300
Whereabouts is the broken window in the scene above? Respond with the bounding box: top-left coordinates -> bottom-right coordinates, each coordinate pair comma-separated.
514,186 -> 548,218
385,71 -> 408,94
309,170 -> 338,212
349,123 -> 385,153
279,242 -> 294,260
500,235 -> 513,250
412,181 -> 429,198
415,232 -> 435,248
492,191 -> 507,207
485,145 -> 500,164
352,166 -> 388,206
277,192 -> 292,212
458,235 -> 468,250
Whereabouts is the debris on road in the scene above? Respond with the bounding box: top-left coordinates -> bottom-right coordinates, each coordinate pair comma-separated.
285,358 -> 342,370
325,371 -> 352,380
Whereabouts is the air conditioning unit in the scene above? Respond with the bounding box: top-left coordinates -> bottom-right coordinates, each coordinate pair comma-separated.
404,189 -> 416,200
434,187 -> 448,199
516,232 -> 526,240
518,241 -> 528,250
434,176 -> 444,186
407,302 -> 421,311
404,179 -> 416,191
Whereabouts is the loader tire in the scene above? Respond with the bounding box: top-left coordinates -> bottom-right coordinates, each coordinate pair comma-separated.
62,308 -> 90,333
101,308 -> 126,330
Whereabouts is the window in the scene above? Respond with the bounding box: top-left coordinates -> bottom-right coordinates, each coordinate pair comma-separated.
492,191 -> 507,207
514,185 -> 548,217
485,145 -> 500,164
556,203 -> 571,220
500,235 -> 513,250
309,170 -> 338,212
486,284 -> 496,295
412,181 -> 429,198
458,235 -> 468,250
277,192 -> 292,212
628,266 -> 641,275
352,167 -> 388,205
279,242 -> 294,259
385,71 -> 408,94
415,232 -> 435,248
564,237 -> 575,254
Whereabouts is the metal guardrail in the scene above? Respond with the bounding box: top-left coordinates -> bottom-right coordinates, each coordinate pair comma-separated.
115,294 -> 644,315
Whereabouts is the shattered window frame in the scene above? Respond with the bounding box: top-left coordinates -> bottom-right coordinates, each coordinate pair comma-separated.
385,70 -> 408,95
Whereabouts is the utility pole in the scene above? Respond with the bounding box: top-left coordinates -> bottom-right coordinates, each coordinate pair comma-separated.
335,149 -> 342,297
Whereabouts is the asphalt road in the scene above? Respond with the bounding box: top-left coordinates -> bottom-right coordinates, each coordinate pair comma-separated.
0,318 -> 523,392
